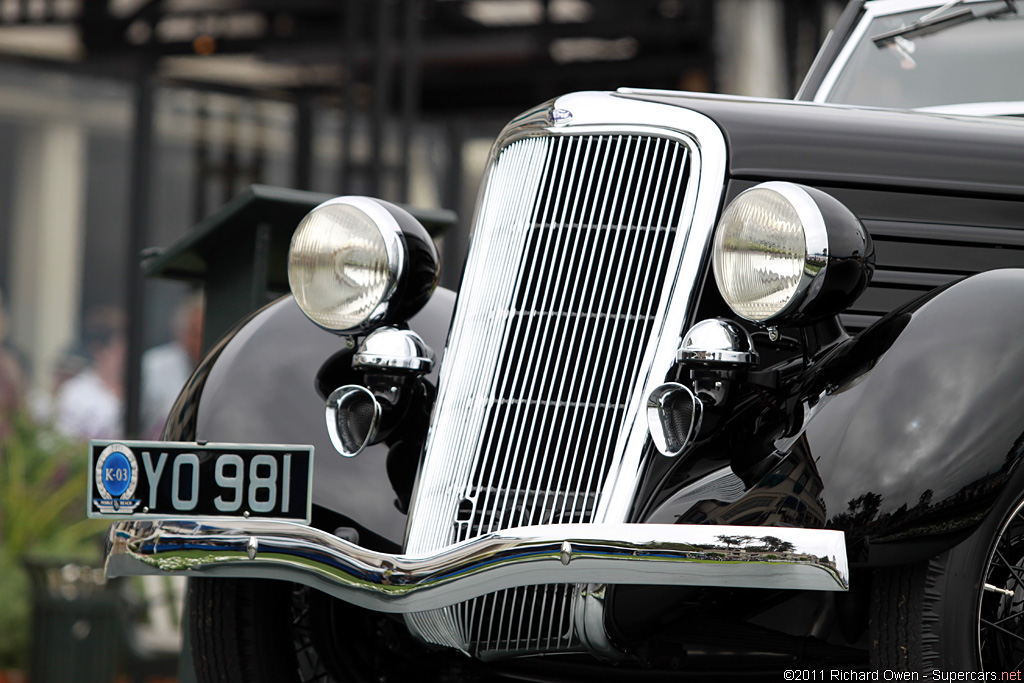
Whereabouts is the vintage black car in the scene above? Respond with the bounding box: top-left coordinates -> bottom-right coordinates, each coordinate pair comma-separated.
91,0 -> 1024,678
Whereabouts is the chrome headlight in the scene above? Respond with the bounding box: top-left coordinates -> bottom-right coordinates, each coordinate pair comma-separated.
712,181 -> 873,325
288,197 -> 439,333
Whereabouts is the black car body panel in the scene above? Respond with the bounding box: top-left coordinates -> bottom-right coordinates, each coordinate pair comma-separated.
621,91 -> 1024,197
806,269 -> 1024,561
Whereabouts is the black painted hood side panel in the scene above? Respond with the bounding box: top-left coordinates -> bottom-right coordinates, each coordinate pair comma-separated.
617,90 -> 1024,198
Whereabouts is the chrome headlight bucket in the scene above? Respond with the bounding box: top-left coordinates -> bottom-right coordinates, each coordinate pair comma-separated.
288,197 -> 439,334
712,181 -> 874,325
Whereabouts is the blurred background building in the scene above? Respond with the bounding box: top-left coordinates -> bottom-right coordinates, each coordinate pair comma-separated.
0,0 -> 843,437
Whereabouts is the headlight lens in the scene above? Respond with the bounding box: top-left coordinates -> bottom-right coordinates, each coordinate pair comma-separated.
712,185 -> 813,322
711,181 -> 874,326
288,198 -> 400,331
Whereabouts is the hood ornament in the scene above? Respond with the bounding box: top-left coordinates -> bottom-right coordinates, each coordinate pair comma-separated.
551,108 -> 573,126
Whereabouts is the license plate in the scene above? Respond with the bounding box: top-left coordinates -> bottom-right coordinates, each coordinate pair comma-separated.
87,440 -> 313,523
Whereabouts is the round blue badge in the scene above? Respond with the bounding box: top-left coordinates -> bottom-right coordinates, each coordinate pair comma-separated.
102,451 -> 132,497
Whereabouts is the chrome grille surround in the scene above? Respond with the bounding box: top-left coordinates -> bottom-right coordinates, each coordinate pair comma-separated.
404,92 -> 728,659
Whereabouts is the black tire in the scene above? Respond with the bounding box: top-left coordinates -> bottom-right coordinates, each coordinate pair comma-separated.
188,577 -> 487,683
188,578 -> 308,683
870,493 -> 1024,670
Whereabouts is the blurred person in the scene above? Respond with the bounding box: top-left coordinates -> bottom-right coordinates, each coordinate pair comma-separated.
141,291 -> 203,438
55,306 -> 126,440
28,337 -> 89,425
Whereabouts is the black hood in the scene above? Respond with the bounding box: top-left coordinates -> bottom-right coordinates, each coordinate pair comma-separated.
616,89 -> 1024,199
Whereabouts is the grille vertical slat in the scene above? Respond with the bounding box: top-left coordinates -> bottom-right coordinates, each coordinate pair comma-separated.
406,131 -> 692,658
505,137 -> 603,528
555,135 -> 635,523
532,138 -> 613,528
430,137 -> 553,546
540,136 -> 630,526
469,137 -> 566,540
504,136 -> 600,532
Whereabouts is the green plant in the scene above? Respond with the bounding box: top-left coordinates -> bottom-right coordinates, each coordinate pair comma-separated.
0,413 -> 109,668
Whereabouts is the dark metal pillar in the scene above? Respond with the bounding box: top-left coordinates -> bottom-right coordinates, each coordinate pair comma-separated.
441,120 -> 466,291
192,95 -> 209,226
398,0 -> 422,203
222,103 -> 240,205
249,103 -> 266,187
339,0 -> 363,193
123,75 -> 154,439
369,0 -> 395,198
293,91 -> 314,190
784,0 -> 827,97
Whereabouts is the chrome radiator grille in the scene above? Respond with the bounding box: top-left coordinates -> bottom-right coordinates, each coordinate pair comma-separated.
406,130 -> 691,657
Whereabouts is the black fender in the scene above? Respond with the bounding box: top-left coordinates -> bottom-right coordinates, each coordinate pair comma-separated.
806,269 -> 1024,562
162,288 -> 456,550
646,269 -> 1024,566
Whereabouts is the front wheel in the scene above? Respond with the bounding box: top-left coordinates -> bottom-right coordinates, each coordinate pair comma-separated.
187,578 -> 495,683
188,578 -> 322,683
978,497 -> 1024,667
870,494 -> 1024,670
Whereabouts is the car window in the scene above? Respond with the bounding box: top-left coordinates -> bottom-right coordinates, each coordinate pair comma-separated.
826,2 -> 1024,108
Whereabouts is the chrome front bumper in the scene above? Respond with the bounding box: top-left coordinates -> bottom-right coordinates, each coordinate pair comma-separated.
106,520 -> 848,612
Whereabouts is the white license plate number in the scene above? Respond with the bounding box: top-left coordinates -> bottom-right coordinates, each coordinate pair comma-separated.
87,440 -> 313,523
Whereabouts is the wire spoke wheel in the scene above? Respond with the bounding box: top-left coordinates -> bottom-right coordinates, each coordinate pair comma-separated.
291,586 -> 335,683
979,499 -> 1024,666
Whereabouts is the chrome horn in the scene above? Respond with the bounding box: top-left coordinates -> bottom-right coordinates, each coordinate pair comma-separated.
326,385 -> 382,457
677,318 -> 758,368
353,327 -> 434,374
646,383 -> 703,458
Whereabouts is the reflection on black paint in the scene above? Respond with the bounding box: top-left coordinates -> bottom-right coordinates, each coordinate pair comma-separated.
676,435 -> 828,529
828,430 -> 1024,543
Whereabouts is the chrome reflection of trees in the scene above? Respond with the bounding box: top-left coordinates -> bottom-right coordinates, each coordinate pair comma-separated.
697,535 -> 824,570
760,535 -> 797,554
712,534 -> 796,554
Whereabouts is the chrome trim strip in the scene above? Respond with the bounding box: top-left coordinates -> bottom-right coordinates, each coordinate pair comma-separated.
915,101 -> 1024,116
106,520 -> 850,613
618,87 -> 806,105
794,28 -> 835,101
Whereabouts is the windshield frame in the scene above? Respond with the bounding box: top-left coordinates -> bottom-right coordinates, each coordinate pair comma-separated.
809,0 -> 1015,106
